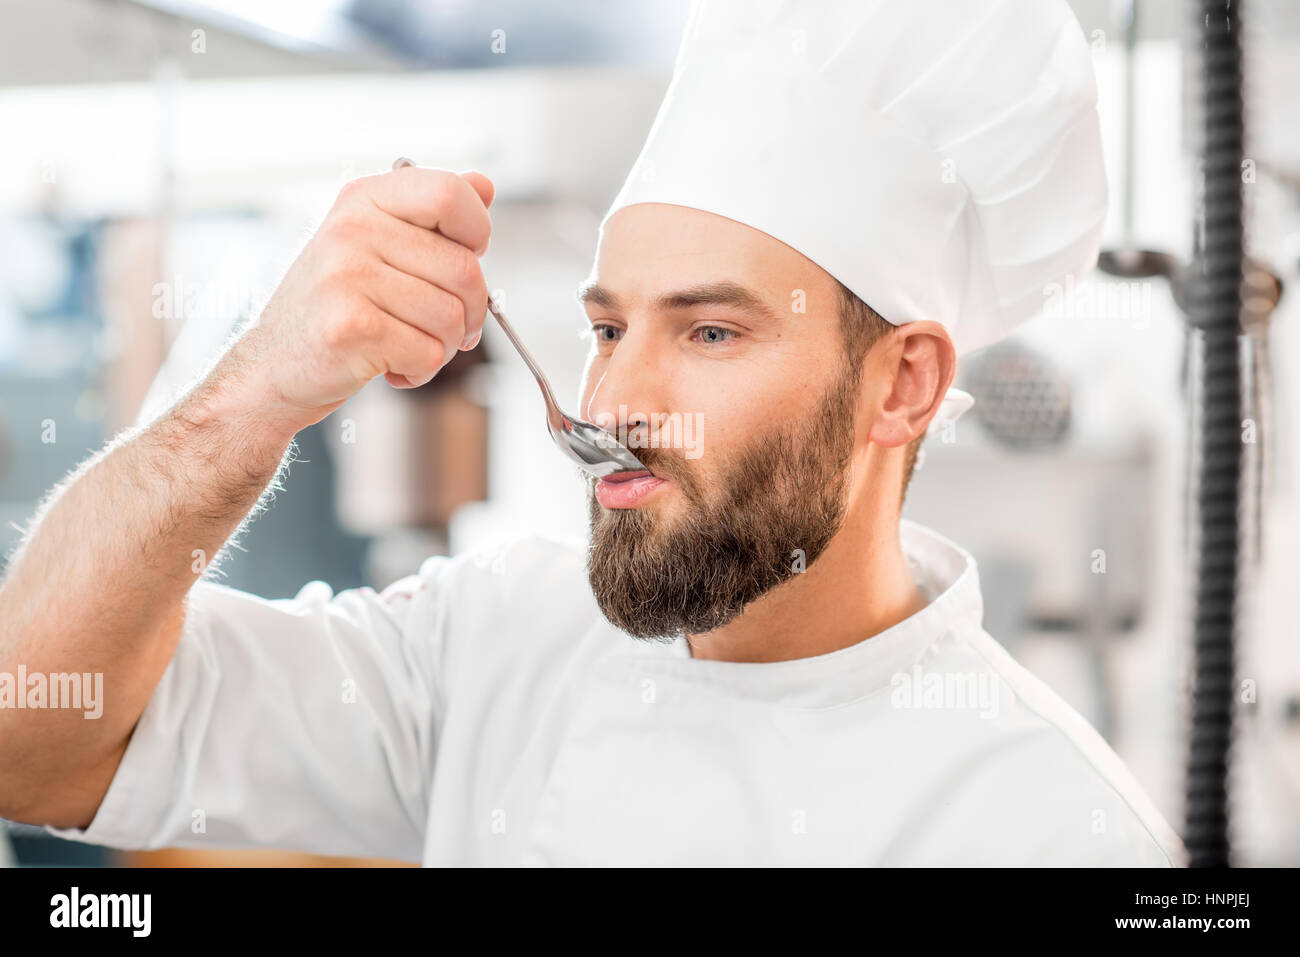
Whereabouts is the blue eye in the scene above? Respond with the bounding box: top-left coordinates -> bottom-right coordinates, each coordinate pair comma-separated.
695,325 -> 736,344
591,324 -> 622,343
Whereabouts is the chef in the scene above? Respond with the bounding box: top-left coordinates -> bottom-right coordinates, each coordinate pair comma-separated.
0,0 -> 1185,865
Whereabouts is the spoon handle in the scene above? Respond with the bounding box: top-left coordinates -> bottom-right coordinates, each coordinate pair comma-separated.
485,295 -> 565,422
391,157 -> 565,423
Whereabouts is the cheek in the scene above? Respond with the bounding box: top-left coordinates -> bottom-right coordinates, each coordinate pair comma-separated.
674,379 -> 777,467
578,351 -> 603,415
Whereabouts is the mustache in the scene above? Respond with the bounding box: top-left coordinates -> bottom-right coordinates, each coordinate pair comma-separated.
628,444 -> 680,476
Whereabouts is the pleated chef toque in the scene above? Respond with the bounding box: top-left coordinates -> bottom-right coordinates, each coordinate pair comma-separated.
599,0 -> 1109,436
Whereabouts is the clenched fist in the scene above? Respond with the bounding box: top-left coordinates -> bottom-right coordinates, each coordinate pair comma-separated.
223,164 -> 495,434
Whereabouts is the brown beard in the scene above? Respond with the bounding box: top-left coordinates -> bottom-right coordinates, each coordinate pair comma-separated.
585,366 -> 858,641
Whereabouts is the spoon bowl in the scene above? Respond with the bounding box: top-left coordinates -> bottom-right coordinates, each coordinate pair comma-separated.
484,294 -> 648,479
392,157 -> 647,480
547,405 -> 647,478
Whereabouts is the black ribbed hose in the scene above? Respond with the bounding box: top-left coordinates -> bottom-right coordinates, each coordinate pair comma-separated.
1185,0 -> 1245,868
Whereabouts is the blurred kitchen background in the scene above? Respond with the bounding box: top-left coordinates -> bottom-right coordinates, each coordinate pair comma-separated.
0,0 -> 1297,867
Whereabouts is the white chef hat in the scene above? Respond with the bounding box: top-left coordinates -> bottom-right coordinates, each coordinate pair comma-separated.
599,0 -> 1108,439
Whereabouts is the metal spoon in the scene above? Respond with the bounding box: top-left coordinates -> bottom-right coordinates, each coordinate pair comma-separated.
391,157 -> 646,479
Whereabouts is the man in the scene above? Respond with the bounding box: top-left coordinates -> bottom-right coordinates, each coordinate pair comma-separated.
0,0 -> 1184,865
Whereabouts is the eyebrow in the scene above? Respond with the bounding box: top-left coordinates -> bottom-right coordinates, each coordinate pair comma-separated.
576,279 -> 782,324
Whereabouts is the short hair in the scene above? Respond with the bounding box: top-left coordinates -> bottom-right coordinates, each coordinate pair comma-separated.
834,279 -> 925,506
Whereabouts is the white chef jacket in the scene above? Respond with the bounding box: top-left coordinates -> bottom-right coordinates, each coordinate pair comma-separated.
47,519 -> 1185,866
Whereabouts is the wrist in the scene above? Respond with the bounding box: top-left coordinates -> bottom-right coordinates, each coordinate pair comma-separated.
168,371 -> 300,470
191,327 -> 315,446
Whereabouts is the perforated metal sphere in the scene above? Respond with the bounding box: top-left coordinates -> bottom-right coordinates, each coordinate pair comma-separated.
963,342 -> 1072,450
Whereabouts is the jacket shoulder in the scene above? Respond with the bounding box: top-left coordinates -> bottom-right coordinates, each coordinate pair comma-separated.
973,628 -> 1185,865
895,625 -> 1187,866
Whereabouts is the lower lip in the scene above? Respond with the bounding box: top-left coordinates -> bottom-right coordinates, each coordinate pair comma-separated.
595,474 -> 670,509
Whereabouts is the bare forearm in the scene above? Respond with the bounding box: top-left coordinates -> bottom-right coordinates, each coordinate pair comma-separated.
0,336 -> 298,819
0,165 -> 493,826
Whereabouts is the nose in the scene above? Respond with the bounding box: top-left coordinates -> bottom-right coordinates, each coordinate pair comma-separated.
583,328 -> 666,450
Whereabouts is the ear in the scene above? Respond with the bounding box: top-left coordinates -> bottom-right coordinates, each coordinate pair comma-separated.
866,320 -> 957,449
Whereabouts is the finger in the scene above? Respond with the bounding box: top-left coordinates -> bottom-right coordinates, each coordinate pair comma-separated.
365,167 -> 491,255
369,305 -> 452,387
387,371 -> 424,389
368,217 -> 488,347
459,170 -> 495,209
365,261 -> 468,352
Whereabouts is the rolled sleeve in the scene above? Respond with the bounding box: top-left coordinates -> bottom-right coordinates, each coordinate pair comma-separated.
44,561 -> 449,863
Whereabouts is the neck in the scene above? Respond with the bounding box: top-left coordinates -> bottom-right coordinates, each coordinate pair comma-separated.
685,495 -> 927,663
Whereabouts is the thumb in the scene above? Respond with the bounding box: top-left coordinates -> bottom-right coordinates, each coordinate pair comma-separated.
460,170 -> 495,209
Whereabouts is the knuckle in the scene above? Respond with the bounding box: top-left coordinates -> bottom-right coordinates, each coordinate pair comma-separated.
452,245 -> 481,289
314,221 -> 353,260
328,245 -> 374,282
442,292 -> 467,335
320,207 -> 368,247
335,175 -> 372,205
428,171 -> 458,210
423,335 -> 448,371
321,314 -> 351,351
349,251 -> 381,282
353,307 -> 385,341
322,301 -> 375,351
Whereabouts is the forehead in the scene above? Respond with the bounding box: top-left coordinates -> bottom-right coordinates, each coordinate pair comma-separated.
591,203 -> 831,305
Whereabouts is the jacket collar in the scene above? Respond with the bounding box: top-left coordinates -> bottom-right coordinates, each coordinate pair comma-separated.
610,519 -> 986,710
